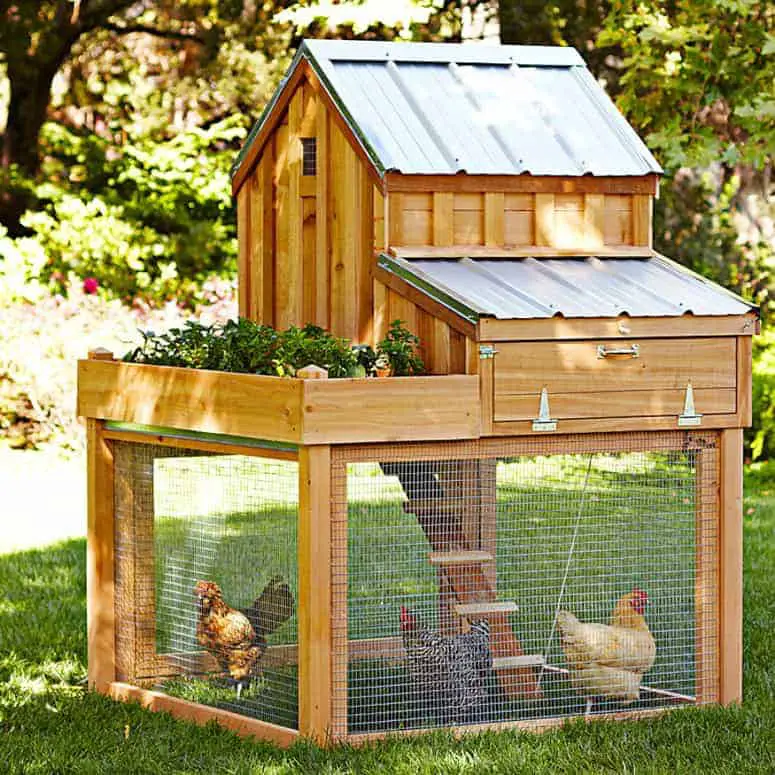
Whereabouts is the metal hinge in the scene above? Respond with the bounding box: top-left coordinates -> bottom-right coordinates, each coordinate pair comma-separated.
479,344 -> 499,359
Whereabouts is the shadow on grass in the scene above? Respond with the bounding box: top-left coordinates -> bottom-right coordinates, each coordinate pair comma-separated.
0,480 -> 774,774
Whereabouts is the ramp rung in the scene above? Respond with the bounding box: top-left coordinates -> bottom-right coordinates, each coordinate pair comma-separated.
455,601 -> 518,617
492,655 -> 546,669
429,550 -> 494,566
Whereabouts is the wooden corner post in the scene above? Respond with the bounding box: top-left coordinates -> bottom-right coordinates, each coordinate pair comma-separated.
298,444 -> 333,742
86,349 -> 116,692
719,428 -> 743,704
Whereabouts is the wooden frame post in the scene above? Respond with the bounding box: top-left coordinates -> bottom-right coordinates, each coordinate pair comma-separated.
87,415 -> 115,691
718,428 -> 743,704
298,444 -> 333,742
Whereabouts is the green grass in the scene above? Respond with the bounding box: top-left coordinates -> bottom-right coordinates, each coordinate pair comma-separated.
1,463 -> 774,773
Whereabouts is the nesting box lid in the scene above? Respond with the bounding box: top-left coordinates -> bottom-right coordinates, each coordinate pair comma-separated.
378,252 -> 757,322
232,39 -> 662,182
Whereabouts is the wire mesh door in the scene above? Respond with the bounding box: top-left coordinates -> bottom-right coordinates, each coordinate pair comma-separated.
332,432 -> 720,736
113,441 -> 299,729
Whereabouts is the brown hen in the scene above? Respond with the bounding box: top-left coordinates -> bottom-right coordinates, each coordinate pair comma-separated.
194,580 -> 264,698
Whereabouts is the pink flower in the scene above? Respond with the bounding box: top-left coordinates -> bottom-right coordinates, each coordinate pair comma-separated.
83,277 -> 99,295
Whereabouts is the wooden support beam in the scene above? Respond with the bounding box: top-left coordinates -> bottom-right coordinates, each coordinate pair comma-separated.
87,418 -> 115,692
719,428 -> 743,704
428,550 -> 494,566
298,445 -> 333,742
455,601 -> 518,616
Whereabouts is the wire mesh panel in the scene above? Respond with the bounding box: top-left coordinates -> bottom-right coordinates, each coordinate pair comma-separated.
113,441 -> 299,729
332,432 -> 720,736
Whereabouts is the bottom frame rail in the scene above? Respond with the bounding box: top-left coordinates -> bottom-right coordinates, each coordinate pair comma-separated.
108,682 -> 299,747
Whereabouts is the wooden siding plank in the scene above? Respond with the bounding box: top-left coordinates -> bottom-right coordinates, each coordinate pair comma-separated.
374,186 -> 385,252
236,184 -> 251,318
301,376 -> 481,443
315,100 -> 330,329
388,193 -> 403,247
504,210 -> 534,246
286,89 -> 303,327
387,287 -> 418,335
583,193 -> 605,250
400,209 -> 433,245
736,335 -> 753,426
433,191 -> 454,245
494,387 -> 736,422
495,339 -> 737,394
719,428 -> 743,704
484,192 -> 505,246
449,329 -> 467,374
298,445 -> 333,742
535,193 -> 554,247
632,194 -> 652,247
358,161 -> 374,343
302,196 -> 317,325
274,122 -> 292,327
373,278 -> 389,344
249,152 -> 275,324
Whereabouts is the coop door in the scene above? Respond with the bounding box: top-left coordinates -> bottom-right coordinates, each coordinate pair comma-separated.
333,433 -> 720,736
112,441 -> 300,729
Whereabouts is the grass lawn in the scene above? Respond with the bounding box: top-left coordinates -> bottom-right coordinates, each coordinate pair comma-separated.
0,461 -> 774,773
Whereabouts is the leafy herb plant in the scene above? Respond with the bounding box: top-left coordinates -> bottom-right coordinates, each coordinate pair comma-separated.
376,320 -> 425,376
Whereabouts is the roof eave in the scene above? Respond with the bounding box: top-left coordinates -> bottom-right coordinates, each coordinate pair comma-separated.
231,42 -> 386,196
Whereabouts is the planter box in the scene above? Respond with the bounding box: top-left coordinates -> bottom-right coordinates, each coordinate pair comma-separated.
77,359 -> 481,444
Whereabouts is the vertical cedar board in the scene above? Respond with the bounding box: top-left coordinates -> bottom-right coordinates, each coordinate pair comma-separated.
298,445 -> 333,741
87,419 -> 115,691
718,428 -> 743,704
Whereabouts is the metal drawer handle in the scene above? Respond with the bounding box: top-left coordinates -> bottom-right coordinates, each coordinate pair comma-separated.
597,344 -> 640,359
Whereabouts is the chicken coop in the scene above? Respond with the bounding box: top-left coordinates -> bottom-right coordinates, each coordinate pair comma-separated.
78,40 -> 757,746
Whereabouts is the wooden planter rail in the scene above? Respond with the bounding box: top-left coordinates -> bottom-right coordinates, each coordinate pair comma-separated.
77,356 -> 481,445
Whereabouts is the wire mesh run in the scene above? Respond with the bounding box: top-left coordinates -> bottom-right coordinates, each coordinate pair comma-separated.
113,441 -> 299,729
332,432 -> 720,735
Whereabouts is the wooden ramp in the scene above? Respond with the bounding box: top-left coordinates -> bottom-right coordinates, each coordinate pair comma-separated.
386,459 -> 542,699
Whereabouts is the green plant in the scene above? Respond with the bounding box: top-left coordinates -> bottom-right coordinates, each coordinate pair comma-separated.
123,320 -> 360,378
376,320 -> 424,376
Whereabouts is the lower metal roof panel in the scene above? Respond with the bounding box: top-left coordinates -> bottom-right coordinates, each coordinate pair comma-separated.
380,253 -> 755,321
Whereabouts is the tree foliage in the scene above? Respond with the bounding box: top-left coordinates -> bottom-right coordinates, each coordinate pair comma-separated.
599,1 -> 775,172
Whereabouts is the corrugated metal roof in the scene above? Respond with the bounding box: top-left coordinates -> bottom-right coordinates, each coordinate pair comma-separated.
232,40 -> 662,180
378,253 -> 755,320
304,39 -> 662,177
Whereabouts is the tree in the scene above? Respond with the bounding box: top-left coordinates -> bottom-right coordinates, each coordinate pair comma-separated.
0,1 -> 139,229
0,0 -> 280,232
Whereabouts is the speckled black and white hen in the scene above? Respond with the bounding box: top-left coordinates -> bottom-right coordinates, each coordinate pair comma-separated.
399,606 -> 492,724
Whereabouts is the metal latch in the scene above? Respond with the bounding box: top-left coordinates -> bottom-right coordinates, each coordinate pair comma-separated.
597,344 -> 640,359
479,344 -> 498,359
532,387 -> 557,432
678,381 -> 702,427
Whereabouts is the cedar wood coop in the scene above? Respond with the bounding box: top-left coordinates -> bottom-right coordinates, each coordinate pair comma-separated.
78,40 -> 758,746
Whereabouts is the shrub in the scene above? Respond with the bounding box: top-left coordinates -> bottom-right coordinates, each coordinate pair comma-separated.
124,320 -> 360,378
376,320 -> 425,376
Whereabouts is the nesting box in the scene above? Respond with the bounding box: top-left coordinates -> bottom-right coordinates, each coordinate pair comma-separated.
79,40 -> 757,746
